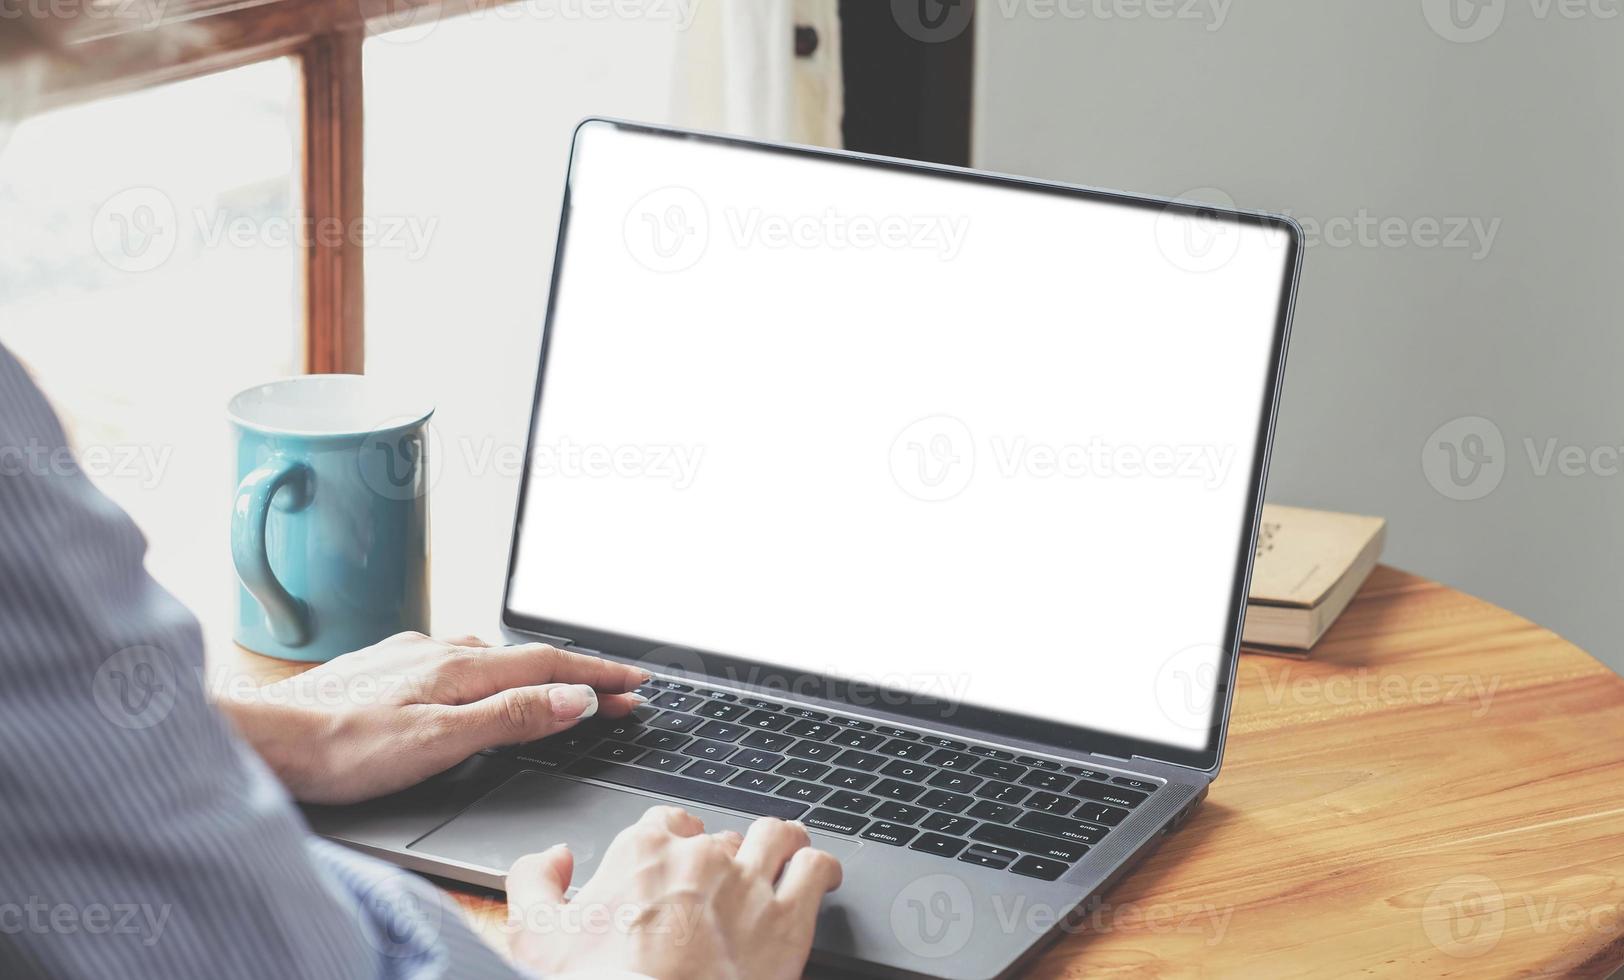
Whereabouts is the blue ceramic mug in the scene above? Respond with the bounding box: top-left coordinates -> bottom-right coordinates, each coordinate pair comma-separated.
228,375 -> 434,662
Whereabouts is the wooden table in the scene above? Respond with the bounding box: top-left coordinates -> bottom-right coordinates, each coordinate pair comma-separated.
231,566 -> 1624,977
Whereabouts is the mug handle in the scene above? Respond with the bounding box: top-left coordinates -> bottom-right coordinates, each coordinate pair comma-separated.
231,454 -> 312,648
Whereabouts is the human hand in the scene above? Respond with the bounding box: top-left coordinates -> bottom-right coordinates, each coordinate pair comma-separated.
221,631 -> 649,804
507,806 -> 842,980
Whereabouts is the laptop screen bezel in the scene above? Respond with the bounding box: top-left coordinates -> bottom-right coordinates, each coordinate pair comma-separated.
501,118 -> 1302,775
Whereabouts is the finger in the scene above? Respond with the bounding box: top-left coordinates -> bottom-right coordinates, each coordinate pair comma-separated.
443,644 -> 651,702
508,845 -> 574,913
444,683 -> 601,753
594,691 -> 648,719
638,805 -> 706,838
712,829 -> 744,859
775,846 -> 843,914
441,633 -> 490,648
735,818 -> 810,881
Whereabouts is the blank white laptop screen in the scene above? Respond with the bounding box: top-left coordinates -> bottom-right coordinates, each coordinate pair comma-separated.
508,122 -> 1295,755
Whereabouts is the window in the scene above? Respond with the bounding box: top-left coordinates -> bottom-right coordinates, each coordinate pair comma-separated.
0,59 -> 299,643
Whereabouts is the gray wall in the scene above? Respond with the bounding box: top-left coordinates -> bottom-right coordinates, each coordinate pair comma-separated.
971,0 -> 1624,672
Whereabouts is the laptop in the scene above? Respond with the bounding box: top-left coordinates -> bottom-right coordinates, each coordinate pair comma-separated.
306,118 -> 1302,979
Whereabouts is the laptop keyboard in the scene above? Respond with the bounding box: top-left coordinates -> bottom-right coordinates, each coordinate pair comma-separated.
499,678 -> 1161,882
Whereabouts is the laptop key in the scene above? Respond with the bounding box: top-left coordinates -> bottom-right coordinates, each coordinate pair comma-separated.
1019,770 -> 1073,793
1023,792 -> 1078,815
565,757 -> 807,820
649,713 -> 702,734
777,759 -> 831,780
878,739 -> 932,760
1070,781 -> 1148,809
880,760 -> 932,782
785,741 -> 842,762
732,749 -> 784,771
834,749 -> 885,772
589,740 -> 644,763
741,710 -> 792,731
1010,855 -> 1069,881
968,746 -> 1014,760
687,762 -> 738,783
1064,766 -> 1112,781
920,736 -> 968,749
513,747 -> 572,770
1111,777 -> 1157,793
1014,811 -> 1109,846
967,800 -> 1022,823
829,716 -> 875,730
873,779 -> 923,802
959,845 -> 1017,870
972,760 -> 1025,781
680,739 -> 737,762
697,701 -> 749,721
922,813 -> 976,835
784,721 -> 836,741
823,768 -> 877,791
650,680 -> 693,692
831,731 -> 887,751
635,730 -> 691,751
590,718 -> 646,741
910,833 -> 969,858
970,824 -> 1088,863
694,721 -> 747,743
729,771 -> 784,793
975,781 -> 1030,805
1071,801 -> 1129,826
651,693 -> 700,711
919,790 -> 972,813
741,731 -> 794,752
554,732 -> 598,753
927,750 -> 978,770
782,707 -> 829,720
927,771 -> 982,793
740,698 -> 782,711
1018,756 -> 1063,771
695,689 -> 736,701
634,751 -> 691,773
872,802 -> 927,823
876,726 -> 917,739
823,791 -> 879,814
776,780 -> 831,803
860,822 -> 918,846
802,808 -> 867,836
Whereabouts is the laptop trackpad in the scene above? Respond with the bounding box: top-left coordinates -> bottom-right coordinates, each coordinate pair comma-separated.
410,770 -> 862,887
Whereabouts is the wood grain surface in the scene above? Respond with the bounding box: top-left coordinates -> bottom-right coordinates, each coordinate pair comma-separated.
229,566 -> 1624,977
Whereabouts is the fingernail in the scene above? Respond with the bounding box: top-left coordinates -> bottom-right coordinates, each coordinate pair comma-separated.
549,684 -> 598,721
638,670 -> 654,683
627,692 -> 650,704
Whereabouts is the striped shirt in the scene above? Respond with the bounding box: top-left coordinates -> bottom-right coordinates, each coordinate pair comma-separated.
0,344 -> 525,979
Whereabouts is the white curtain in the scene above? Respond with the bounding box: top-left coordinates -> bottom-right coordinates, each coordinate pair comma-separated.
673,0 -> 844,148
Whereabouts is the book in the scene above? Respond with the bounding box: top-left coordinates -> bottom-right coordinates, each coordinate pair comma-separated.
1243,504 -> 1387,652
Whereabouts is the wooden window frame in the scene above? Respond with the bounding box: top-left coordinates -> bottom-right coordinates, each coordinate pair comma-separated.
38,0 -> 523,373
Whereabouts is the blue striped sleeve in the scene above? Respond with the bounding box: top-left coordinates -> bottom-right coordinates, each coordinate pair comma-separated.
0,345 -> 522,980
